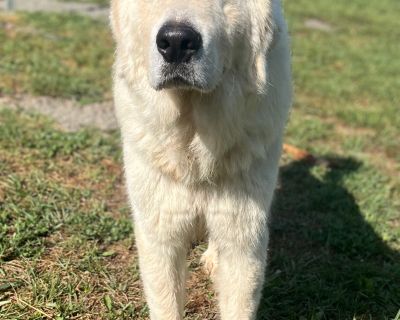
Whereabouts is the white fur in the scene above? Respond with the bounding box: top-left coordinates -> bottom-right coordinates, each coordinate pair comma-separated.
110,0 -> 292,319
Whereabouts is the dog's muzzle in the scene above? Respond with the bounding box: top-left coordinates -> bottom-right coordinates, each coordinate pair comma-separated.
155,22 -> 203,90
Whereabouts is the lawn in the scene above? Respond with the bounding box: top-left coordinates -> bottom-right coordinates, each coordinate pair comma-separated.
0,12 -> 113,103
0,0 -> 399,319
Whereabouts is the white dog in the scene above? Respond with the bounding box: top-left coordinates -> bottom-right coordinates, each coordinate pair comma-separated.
110,0 -> 292,319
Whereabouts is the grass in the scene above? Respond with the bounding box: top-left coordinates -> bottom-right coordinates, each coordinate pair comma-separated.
0,109 -> 138,318
0,12 -> 113,103
0,0 -> 399,319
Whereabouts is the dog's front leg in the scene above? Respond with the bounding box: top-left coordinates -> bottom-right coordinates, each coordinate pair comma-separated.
207,191 -> 271,320
135,224 -> 187,320
216,246 -> 267,319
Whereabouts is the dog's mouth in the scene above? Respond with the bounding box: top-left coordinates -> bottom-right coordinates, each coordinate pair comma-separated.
155,64 -> 203,91
157,75 -> 194,90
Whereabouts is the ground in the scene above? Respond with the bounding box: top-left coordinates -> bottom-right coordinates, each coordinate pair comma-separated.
0,0 -> 399,319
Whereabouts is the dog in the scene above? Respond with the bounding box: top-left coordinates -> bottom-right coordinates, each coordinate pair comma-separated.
110,0 -> 292,318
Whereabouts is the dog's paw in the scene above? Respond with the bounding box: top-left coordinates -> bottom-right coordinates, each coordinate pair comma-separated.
200,246 -> 218,278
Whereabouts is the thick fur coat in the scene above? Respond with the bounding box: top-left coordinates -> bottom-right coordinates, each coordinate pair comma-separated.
110,0 -> 292,319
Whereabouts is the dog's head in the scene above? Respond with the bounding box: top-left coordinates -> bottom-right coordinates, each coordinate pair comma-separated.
111,0 -> 274,93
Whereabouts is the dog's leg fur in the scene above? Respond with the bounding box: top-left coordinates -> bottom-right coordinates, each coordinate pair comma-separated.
204,141 -> 280,320
207,197 -> 271,319
135,227 -> 187,320
201,241 -> 219,278
122,155 -> 197,320
207,199 -> 270,320
214,246 -> 267,320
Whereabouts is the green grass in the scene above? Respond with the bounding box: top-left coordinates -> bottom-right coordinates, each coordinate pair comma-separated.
0,109 -> 139,318
284,0 -> 400,164
0,0 -> 399,319
0,12 -> 113,103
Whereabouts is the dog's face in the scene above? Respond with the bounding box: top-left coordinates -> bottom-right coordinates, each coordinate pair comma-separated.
111,0 -> 272,93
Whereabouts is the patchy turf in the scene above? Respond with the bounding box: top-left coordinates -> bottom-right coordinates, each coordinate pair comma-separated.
0,12 -> 113,103
0,0 -> 399,319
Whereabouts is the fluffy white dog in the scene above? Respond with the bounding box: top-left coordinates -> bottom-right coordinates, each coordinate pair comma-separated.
110,0 -> 292,319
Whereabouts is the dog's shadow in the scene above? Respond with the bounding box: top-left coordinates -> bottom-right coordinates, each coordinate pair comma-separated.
257,157 -> 400,319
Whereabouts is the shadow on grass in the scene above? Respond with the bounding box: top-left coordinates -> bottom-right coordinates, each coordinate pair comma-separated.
258,157 -> 400,320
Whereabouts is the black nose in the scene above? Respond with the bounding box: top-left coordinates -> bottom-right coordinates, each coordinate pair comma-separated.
156,23 -> 202,64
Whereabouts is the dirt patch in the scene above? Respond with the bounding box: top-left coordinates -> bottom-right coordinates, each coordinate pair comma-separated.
0,95 -> 118,132
304,18 -> 334,32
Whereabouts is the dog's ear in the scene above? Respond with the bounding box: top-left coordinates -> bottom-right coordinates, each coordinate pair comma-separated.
249,0 -> 275,94
110,0 -> 121,42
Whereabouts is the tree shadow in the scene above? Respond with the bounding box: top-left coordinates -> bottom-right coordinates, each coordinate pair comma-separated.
257,157 -> 400,319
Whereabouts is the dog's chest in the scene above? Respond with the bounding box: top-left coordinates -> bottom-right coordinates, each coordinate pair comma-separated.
144,120 -> 259,185
147,123 -> 216,184
125,92 -> 268,185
